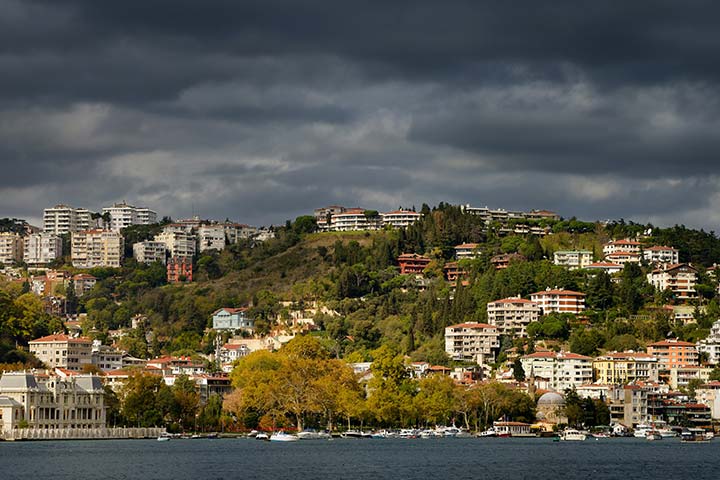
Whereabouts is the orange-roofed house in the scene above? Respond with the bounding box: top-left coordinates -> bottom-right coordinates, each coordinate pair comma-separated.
486,296 -> 540,337
521,351 -> 593,391
530,288 -> 586,315
604,251 -> 641,265
397,253 -> 431,275
28,334 -> 93,371
444,323 -> 500,366
602,239 -> 642,257
646,338 -> 699,369
592,352 -> 660,384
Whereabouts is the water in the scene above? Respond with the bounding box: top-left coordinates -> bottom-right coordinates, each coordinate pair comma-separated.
2,437 -> 720,480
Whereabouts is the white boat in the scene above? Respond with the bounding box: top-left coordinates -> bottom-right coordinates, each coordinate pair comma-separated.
157,434 -> 171,442
477,428 -> 497,438
633,424 -> 651,438
646,431 -> 662,441
255,432 -> 270,441
560,429 -> 587,441
269,431 -> 299,442
297,429 -> 331,440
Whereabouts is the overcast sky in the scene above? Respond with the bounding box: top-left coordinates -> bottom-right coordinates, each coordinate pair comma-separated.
2,1 -> 720,229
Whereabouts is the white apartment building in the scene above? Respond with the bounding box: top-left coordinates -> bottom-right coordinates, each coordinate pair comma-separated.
646,263 -> 697,301
381,210 -> 422,228
71,230 -> 124,268
101,202 -> 157,232
486,296 -> 540,337
43,205 -> 93,235
0,232 -> 23,265
133,241 -> 167,264
0,371 -> 106,434
155,229 -> 196,258
604,251 -> 641,265
553,250 -> 593,269
643,246 -> 680,265
444,323 -> 500,366
455,243 -> 481,260
530,288 -> 586,315
698,319 -> 720,365
521,351 -> 594,391
330,208 -> 381,231
198,225 -> 226,252
23,233 -> 62,266
91,341 -> 124,372
602,239 -> 642,257
28,334 -> 93,371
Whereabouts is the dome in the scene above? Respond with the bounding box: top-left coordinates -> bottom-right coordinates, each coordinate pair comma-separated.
537,392 -> 565,406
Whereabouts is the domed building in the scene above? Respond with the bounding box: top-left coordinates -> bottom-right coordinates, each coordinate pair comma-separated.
536,392 -> 567,424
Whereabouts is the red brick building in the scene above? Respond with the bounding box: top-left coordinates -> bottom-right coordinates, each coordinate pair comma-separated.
397,253 -> 431,275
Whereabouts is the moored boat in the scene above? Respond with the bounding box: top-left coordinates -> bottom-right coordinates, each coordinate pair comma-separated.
560,429 -> 587,441
269,431 -> 299,442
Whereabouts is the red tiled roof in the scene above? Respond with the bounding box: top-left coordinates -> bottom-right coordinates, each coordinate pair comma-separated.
605,239 -> 641,246
645,245 -> 677,251
383,210 -> 420,216
647,339 -> 696,347
455,243 -> 480,249
488,297 -> 536,305
586,262 -> 623,268
29,334 -> 91,343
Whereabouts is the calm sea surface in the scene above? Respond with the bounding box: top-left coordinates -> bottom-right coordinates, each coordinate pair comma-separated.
2,437 -> 720,480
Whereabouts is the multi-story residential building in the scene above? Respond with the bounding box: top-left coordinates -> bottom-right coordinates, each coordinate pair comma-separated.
530,288 -> 586,315
72,273 -> 97,295
647,338 -> 698,370
455,243 -> 481,260
584,262 -> 623,275
314,206 -> 347,230
602,239 -> 642,257
198,225 -> 226,252
101,202 -> 157,232
697,319 -> 720,364
668,365 -> 711,389
212,307 -> 254,331
696,381 -> 720,420
397,253 -> 431,275
331,208 -> 381,231
133,240 -> 167,264
525,209 -> 561,221
592,352 -> 659,384
42,204 -> 93,235
553,250 -> 593,269
167,256 -> 193,283
0,232 -> 23,265
647,263 -> 697,301
490,253 -> 526,270
0,371 -> 106,433
604,251 -> 642,265
23,233 -> 62,266
71,230 -> 123,268
91,341 -> 124,372
643,246 -> 680,265
520,351 -> 593,392
155,229 -> 196,258
28,334 -> 93,371
443,262 -> 467,282
444,323 -> 500,366
486,296 -> 540,337
381,210 -> 422,228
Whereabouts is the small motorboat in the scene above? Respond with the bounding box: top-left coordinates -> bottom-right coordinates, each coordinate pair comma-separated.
560,429 -> 587,441
269,431 -> 299,442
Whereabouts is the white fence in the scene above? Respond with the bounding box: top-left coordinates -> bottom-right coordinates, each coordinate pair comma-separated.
1,427 -> 165,441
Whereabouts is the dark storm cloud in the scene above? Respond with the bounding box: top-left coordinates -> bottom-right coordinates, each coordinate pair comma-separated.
2,0 -> 720,228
